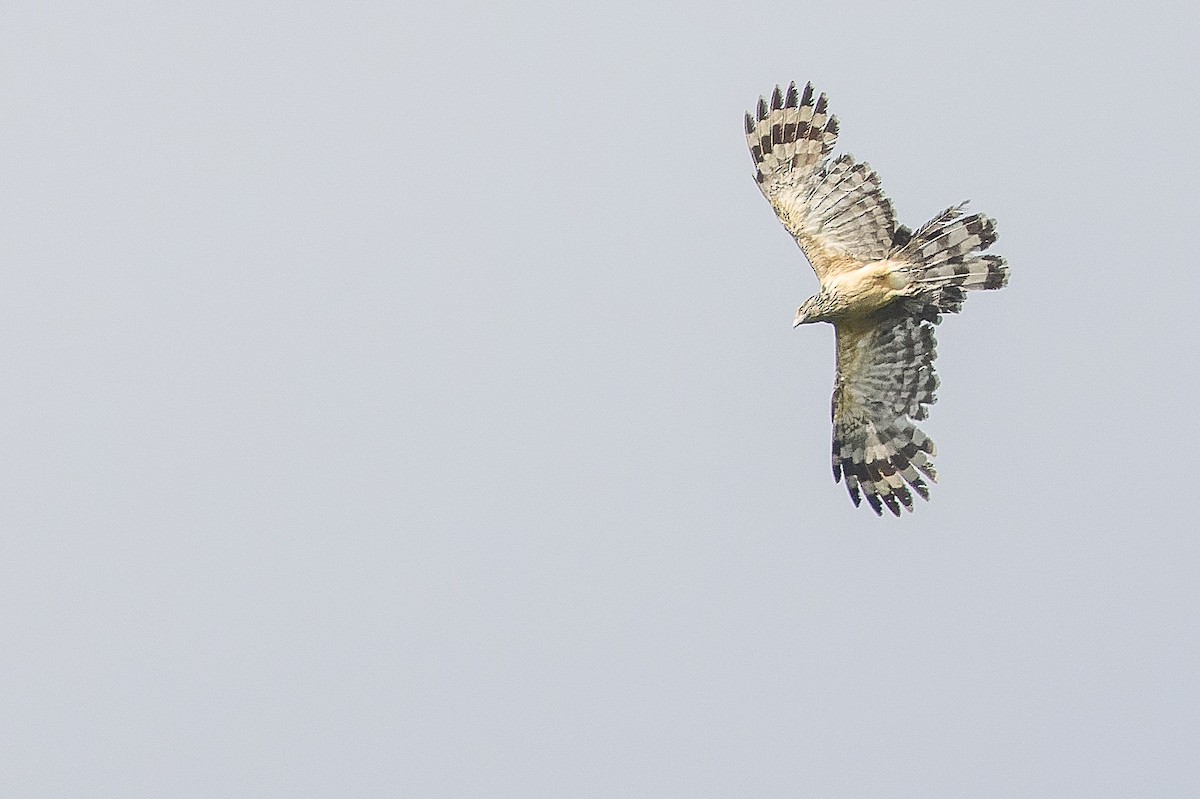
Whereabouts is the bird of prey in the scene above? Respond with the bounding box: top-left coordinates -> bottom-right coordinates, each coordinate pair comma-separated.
746,81 -> 1009,516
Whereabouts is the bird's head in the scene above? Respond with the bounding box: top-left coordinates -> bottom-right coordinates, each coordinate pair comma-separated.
793,293 -> 827,327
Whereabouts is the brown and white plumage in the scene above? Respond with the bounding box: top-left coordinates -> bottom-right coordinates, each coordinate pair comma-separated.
746,81 -> 1009,516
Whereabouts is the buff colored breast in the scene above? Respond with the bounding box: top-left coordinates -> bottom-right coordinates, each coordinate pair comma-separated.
822,260 -> 910,322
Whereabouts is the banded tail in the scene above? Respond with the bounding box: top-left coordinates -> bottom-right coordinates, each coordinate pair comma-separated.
895,202 -> 1009,316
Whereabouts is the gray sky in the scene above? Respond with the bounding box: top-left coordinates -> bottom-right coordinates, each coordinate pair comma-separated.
2,0 -> 1198,795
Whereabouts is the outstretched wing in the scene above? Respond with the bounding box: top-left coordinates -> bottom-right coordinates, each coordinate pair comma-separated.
831,305 -> 941,516
746,82 -> 898,280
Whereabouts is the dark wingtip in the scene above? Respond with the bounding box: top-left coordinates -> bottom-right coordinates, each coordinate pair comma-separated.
756,96 -> 768,121
984,255 -> 1009,289
744,112 -> 754,134
785,81 -> 799,108
910,477 -> 930,502
770,85 -> 783,110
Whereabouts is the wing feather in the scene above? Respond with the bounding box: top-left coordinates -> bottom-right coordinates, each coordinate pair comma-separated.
746,82 -> 897,279
832,307 -> 940,516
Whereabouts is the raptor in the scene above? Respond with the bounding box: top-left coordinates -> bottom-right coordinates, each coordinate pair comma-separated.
747,81 -> 1009,516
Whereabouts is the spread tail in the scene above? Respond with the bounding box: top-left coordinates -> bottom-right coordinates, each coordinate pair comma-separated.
894,202 -> 1009,315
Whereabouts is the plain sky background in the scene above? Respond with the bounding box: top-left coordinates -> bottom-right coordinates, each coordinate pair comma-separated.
2,0 -> 1198,795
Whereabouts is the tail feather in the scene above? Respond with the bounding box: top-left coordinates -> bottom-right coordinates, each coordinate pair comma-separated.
895,202 -> 1009,311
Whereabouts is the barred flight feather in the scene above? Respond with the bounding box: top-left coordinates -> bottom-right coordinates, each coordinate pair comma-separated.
744,82 -> 899,273
833,309 -> 942,516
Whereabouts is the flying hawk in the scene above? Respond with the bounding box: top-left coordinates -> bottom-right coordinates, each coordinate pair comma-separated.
746,81 -> 1009,516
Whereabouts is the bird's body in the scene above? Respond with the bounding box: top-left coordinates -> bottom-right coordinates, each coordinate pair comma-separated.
746,81 -> 1009,516
801,260 -> 910,323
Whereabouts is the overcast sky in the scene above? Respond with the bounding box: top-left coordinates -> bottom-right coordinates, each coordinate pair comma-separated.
2,0 -> 1198,796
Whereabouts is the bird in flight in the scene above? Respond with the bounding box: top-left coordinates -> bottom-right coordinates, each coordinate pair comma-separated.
746,81 -> 1009,516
